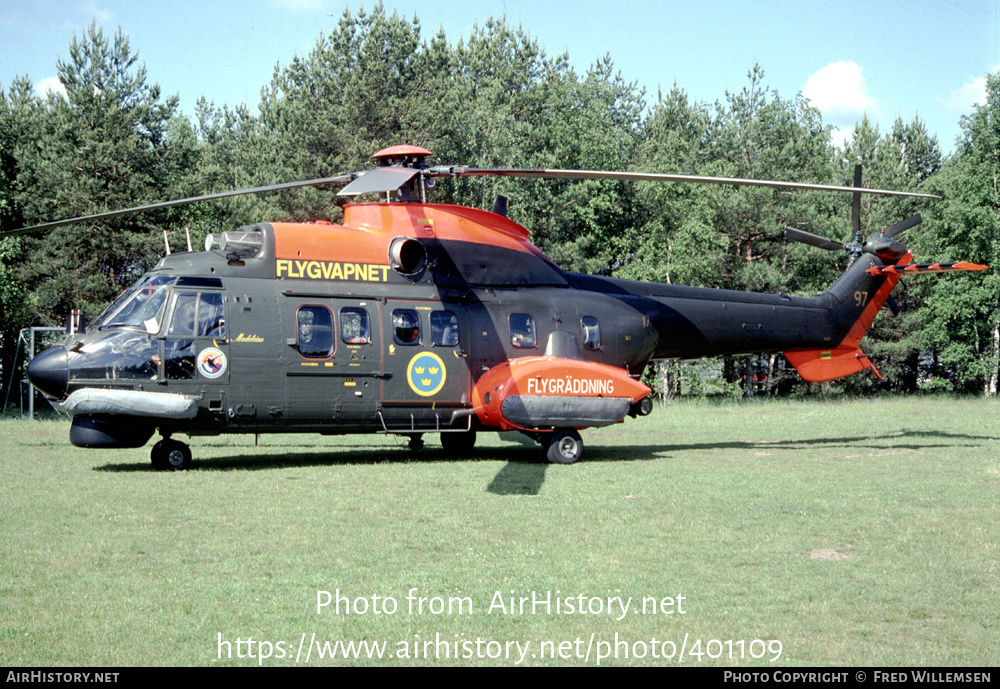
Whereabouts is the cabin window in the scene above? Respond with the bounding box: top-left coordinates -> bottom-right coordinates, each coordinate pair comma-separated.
296,305 -> 334,358
430,311 -> 459,347
392,309 -> 421,345
340,307 -> 371,344
582,316 -> 601,351
509,313 -> 536,348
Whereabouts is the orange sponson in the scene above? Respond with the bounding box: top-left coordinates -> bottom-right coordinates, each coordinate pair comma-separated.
472,356 -> 651,431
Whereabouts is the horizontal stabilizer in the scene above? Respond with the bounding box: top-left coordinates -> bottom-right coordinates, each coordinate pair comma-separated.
866,262 -> 988,275
784,345 -> 884,383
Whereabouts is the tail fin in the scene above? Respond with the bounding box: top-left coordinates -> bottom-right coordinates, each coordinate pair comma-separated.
783,253 -> 911,383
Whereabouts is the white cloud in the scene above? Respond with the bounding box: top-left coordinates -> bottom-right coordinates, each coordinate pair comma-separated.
943,67 -> 999,112
829,127 -> 854,149
802,60 -> 882,149
36,76 -> 67,99
802,60 -> 878,127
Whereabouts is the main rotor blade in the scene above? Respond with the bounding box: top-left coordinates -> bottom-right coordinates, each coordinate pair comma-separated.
431,167 -> 942,199
883,214 -> 922,239
784,227 -> 845,251
851,165 -> 862,238
3,173 -> 356,237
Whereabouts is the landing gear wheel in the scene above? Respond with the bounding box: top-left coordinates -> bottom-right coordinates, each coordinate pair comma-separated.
546,428 -> 583,464
151,438 -> 192,471
407,434 -> 425,451
440,431 -> 477,454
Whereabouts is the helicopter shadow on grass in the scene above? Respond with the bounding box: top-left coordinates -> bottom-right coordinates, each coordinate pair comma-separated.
582,428 -> 998,460
91,441 -> 529,470
92,428 -> 996,496
92,436 -> 560,494
460,428 -> 992,495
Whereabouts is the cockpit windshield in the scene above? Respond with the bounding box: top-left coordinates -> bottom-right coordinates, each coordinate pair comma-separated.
90,276 -> 176,334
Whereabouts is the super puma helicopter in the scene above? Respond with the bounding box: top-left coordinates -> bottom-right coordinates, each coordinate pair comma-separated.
13,145 -> 986,469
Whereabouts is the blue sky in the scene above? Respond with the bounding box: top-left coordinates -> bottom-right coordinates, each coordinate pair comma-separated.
1,0 -> 997,156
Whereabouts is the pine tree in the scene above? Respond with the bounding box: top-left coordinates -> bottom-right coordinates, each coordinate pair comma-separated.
1,77 -> 42,405
16,23 -> 193,321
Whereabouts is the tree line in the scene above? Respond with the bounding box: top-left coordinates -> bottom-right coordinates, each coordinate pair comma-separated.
1,4 -> 998,404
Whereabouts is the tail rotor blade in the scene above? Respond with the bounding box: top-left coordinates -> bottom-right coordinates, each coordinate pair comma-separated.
883,214 -> 922,239
784,227 -> 845,251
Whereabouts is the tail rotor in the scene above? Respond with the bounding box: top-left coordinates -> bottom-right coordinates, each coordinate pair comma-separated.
784,166 -> 923,265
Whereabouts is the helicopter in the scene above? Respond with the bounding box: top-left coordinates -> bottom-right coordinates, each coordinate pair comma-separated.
9,145 -> 987,469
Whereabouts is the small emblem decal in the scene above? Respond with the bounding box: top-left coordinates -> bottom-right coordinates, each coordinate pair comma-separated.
406,352 -> 446,397
197,347 -> 227,379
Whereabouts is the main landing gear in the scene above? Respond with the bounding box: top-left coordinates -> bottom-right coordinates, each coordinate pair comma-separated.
545,428 -> 583,464
151,434 -> 192,471
520,428 -> 585,463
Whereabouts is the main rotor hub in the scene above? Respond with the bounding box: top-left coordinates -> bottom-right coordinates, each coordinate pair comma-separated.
371,145 -> 432,169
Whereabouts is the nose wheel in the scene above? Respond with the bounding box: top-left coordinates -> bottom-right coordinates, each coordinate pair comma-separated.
151,436 -> 192,471
546,428 -> 583,464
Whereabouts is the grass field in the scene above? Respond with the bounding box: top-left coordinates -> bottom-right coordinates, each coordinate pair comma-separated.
2,396 -> 998,666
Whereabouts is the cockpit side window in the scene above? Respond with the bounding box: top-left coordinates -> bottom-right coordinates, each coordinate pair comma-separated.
168,292 -> 226,338
163,291 -> 227,380
197,293 -> 226,338
169,295 -> 198,336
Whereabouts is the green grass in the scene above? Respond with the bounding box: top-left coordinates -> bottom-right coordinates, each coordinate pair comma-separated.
2,396 -> 999,666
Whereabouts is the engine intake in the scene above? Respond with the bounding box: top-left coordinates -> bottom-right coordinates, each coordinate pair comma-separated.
388,236 -> 427,276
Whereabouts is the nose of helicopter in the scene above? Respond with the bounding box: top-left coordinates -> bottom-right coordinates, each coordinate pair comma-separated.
27,345 -> 69,399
